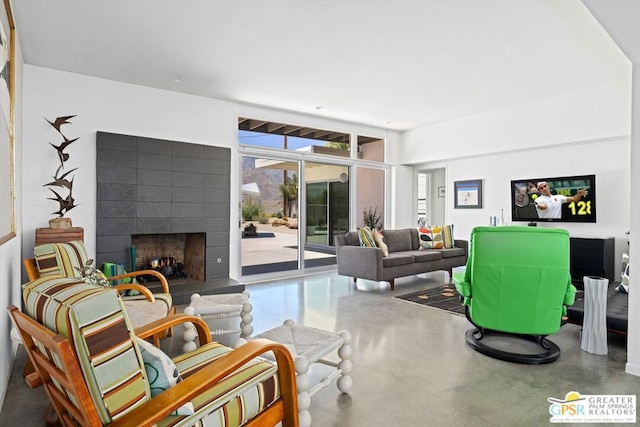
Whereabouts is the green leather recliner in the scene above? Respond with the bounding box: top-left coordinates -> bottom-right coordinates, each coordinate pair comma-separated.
454,226 -> 576,364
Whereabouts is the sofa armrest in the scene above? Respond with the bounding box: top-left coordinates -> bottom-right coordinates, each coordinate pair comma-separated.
336,245 -> 383,281
454,239 -> 468,260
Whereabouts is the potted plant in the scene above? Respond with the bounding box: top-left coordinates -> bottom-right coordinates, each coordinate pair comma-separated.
363,206 -> 383,230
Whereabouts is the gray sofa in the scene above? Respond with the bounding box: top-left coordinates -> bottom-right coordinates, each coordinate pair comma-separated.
335,228 -> 468,291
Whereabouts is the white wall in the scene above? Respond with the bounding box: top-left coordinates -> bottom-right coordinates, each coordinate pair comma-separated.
22,68 -> 399,282
399,81 -> 630,163
0,33 -> 23,410
389,165 -> 414,229
22,66 -> 241,278
411,139 -> 629,262
397,80 -> 631,245
397,78 -> 636,376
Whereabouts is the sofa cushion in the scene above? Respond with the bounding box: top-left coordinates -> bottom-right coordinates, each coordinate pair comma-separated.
566,283 -> 628,333
382,253 -> 415,268
344,231 -> 360,246
174,341 -> 281,426
382,229 -> 414,253
412,250 -> 443,262
440,247 -> 466,258
124,299 -> 170,330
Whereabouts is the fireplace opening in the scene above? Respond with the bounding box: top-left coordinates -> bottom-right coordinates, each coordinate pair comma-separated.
131,233 -> 205,282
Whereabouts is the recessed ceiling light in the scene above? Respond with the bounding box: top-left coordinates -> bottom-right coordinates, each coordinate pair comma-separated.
173,77 -> 186,83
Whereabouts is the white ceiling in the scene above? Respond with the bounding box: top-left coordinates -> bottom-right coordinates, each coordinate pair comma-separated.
12,0 -> 630,131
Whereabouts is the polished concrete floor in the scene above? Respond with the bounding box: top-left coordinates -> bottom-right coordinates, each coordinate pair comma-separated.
1,272 -> 638,426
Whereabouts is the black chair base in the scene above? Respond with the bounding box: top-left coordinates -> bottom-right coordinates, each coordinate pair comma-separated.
464,328 -> 561,364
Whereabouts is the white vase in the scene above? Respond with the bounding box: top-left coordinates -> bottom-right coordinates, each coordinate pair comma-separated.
581,276 -> 608,355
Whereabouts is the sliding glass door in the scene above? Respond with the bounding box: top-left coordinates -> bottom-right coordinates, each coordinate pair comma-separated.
303,161 -> 349,268
238,119 -> 387,280
241,156 -> 299,276
241,156 -> 350,277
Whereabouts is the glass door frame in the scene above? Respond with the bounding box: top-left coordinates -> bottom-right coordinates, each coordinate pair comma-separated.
239,146 -> 356,282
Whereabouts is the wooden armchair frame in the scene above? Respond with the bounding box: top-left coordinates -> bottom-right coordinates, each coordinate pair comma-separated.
25,259 -> 176,325
22,260 -> 177,383
8,306 -> 299,427
24,258 -> 172,297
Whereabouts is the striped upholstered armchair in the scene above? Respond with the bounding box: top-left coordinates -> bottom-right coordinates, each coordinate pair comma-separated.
9,276 -> 298,426
26,240 -> 174,345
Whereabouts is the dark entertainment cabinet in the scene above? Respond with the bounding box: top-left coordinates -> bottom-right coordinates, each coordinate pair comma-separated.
570,236 -> 615,287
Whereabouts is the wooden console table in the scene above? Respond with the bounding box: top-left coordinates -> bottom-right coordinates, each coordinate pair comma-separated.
35,227 -> 84,245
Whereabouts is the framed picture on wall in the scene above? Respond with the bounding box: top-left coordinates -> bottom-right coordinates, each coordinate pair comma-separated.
454,179 -> 482,209
0,0 -> 15,246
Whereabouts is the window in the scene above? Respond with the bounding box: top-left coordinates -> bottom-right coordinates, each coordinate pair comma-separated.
357,135 -> 384,162
239,117 -> 387,277
239,118 -> 350,158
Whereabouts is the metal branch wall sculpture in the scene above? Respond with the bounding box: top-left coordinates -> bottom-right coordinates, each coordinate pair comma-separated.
45,115 -> 78,217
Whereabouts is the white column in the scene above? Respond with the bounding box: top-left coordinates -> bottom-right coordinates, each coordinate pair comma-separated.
627,63 -> 640,376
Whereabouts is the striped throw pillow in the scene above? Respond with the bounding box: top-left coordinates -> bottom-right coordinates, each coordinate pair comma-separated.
33,240 -> 89,279
53,241 -> 89,278
440,224 -> 455,249
358,227 -> 376,247
33,244 -> 62,277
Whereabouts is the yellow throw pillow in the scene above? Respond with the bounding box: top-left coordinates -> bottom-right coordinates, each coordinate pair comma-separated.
373,229 -> 389,257
358,227 -> 376,247
440,224 -> 454,249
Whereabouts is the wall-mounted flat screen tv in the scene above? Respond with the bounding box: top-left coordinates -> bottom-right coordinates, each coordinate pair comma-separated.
511,174 -> 596,223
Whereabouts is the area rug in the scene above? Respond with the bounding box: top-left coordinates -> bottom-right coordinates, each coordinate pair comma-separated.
394,285 -> 466,316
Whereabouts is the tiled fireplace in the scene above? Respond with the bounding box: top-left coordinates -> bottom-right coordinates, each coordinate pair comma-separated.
95,132 -> 231,282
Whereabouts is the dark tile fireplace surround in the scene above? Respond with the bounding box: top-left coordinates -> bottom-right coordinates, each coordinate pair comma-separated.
96,132 -> 243,303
